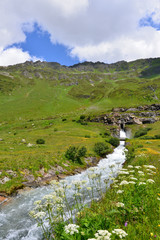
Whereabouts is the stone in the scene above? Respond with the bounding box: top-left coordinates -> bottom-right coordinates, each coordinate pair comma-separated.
126,108 -> 138,112
24,174 -> 35,182
56,165 -> 64,173
48,169 -> 56,176
6,170 -> 17,177
133,118 -> 142,125
27,143 -> 34,147
3,177 -> 10,183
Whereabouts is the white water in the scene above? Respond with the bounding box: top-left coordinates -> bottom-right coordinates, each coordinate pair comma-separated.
0,130 -> 126,240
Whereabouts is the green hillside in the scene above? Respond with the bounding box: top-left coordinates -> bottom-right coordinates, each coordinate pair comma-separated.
0,58 -> 160,121
0,58 -> 160,194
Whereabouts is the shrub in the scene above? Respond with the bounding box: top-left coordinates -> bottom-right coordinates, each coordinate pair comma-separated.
93,142 -> 111,157
36,139 -> 45,144
80,115 -> 85,120
108,137 -> 120,147
134,127 -> 152,138
77,146 -> 87,158
104,131 -> 110,136
85,135 -> 91,138
65,145 -> 87,164
154,134 -> 160,139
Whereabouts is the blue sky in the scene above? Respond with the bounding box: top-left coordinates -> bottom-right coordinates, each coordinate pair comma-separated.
9,24 -> 79,66
0,0 -> 160,66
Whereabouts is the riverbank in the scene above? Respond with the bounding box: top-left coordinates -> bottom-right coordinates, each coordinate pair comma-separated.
0,133 -> 126,239
0,155 -> 101,205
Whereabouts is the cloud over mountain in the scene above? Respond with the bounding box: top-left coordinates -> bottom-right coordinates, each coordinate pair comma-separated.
0,0 -> 160,65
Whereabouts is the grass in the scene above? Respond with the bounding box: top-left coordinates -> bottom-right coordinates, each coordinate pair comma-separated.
30,135 -> 160,239
0,58 -> 160,195
0,116 -> 113,194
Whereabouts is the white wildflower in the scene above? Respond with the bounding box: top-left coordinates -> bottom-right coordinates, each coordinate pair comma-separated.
129,177 -> 137,181
64,224 -> 79,235
127,165 -> 133,168
88,167 -> 96,172
87,187 -> 92,191
43,194 -> 56,200
60,180 -> 67,184
81,180 -> 87,184
114,180 -> 119,183
147,173 -> 154,176
113,184 -> 118,188
95,229 -> 112,240
72,180 -> 81,186
55,187 -> 64,193
138,171 -> 144,176
50,180 -> 60,185
88,173 -> 97,179
143,165 -> 156,169
157,197 -> 160,201
34,211 -> 46,220
119,171 -> 129,175
139,182 -> 146,185
120,180 -> 129,185
115,202 -> 125,208
128,181 -> 136,184
146,179 -> 155,184
117,190 -> 124,194
135,166 -> 141,169
34,200 -> 41,205
112,229 -> 128,238
75,193 -> 82,197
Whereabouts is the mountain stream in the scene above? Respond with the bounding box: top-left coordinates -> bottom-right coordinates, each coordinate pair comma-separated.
0,130 -> 127,240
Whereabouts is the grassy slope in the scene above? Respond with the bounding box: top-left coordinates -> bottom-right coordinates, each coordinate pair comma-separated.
0,58 -> 160,194
73,121 -> 160,240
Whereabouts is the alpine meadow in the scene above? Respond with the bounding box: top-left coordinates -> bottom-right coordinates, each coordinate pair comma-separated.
0,58 -> 160,240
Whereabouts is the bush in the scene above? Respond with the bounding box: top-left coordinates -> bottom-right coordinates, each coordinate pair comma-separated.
108,137 -> 120,147
77,146 -> 87,158
80,115 -> 85,120
134,127 -> 152,138
154,134 -> 160,139
65,145 -> 87,163
85,135 -> 91,138
36,139 -> 45,144
93,142 -> 111,157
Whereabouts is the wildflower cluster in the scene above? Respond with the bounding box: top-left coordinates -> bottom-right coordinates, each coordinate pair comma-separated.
112,229 -> 128,238
86,228 -> 127,240
64,224 -> 79,235
30,162 -> 158,239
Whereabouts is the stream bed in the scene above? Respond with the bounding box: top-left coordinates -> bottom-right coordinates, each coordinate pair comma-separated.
0,130 -> 126,240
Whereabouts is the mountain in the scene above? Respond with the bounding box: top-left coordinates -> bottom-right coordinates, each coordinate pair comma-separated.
0,57 -> 160,121
0,57 -> 160,194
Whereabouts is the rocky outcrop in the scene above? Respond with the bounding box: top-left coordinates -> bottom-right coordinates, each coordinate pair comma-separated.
89,104 -> 159,127
112,104 -> 160,112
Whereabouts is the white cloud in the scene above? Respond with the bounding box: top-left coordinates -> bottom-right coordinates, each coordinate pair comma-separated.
71,27 -> 160,63
0,0 -> 160,65
0,47 -> 39,66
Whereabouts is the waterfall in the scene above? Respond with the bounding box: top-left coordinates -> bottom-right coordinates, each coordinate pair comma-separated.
0,130 -> 126,240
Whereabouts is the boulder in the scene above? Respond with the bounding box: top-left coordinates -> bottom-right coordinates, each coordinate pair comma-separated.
133,118 -> 142,125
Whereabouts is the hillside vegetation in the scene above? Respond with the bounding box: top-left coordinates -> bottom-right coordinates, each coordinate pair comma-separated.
0,58 -> 160,194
